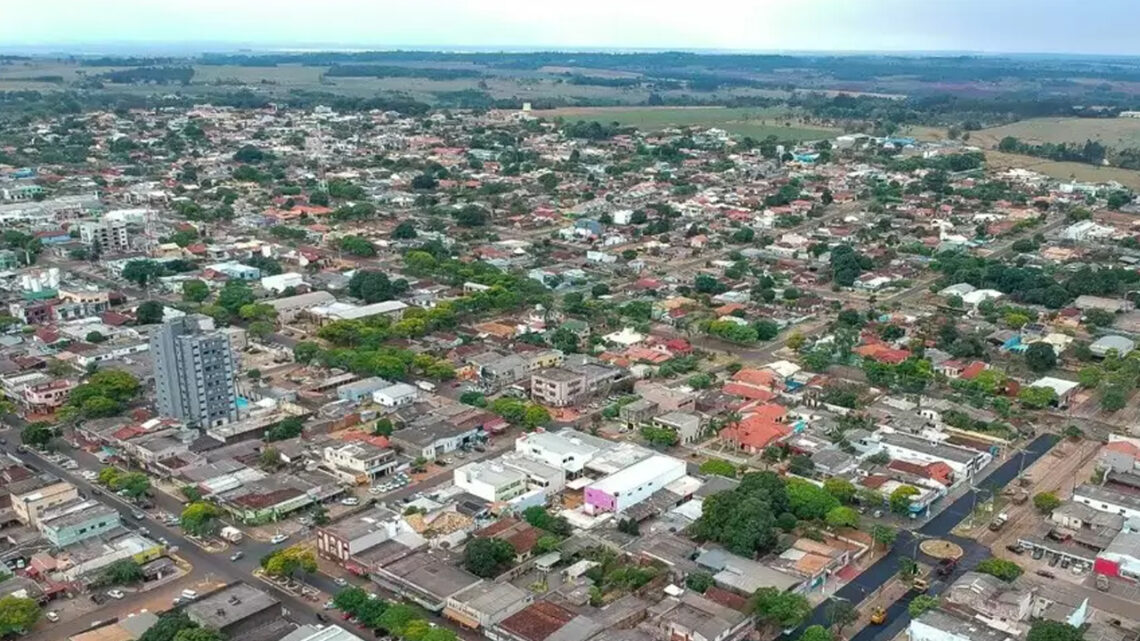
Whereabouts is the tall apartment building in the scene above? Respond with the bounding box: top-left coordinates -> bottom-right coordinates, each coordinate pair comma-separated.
151,315 -> 238,427
79,219 -> 129,254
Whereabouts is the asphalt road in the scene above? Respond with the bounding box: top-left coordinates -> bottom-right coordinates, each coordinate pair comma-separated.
781,433 -> 1061,641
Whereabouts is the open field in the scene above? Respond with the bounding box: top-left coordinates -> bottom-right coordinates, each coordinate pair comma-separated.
971,116 -> 1140,148
984,149 -> 1140,190
534,106 -> 837,140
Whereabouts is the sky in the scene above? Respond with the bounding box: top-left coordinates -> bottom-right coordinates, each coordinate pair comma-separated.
2,0 -> 1138,56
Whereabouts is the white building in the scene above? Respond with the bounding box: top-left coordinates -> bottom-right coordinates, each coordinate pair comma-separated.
261,272 -> 305,294
875,432 -> 991,480
514,430 -> 606,477
908,609 -> 1012,641
322,442 -> 398,484
1073,484 -> 1140,520
584,454 -> 686,515
453,461 -> 528,502
373,383 -> 418,407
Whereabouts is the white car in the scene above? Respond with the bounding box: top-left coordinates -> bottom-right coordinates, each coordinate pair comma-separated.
271,533 -> 289,544
368,486 -> 383,495
45,611 -> 59,623
334,577 -> 348,587
81,470 -> 98,480
107,589 -> 125,599
340,497 -> 360,506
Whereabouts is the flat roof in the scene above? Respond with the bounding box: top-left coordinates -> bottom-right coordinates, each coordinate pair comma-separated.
381,550 -> 480,600
280,624 -> 366,641
321,506 -> 400,541
588,454 -> 684,494
185,583 -> 278,629
880,432 -> 980,464
449,580 -> 530,613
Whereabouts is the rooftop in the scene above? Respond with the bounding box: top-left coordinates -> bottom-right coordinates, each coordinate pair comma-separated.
185,582 -> 279,630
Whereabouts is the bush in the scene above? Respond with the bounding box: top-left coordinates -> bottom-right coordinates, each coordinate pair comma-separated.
977,557 -> 1022,581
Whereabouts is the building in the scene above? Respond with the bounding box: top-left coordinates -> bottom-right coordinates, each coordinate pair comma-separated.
151,315 -> 239,427
316,505 -> 410,564
1074,484 -> 1140,520
584,454 -> 686,515
184,583 -> 282,637
530,367 -> 586,407
454,461 -> 528,503
78,219 -> 129,254
267,291 -> 335,323
1090,335 -> 1136,358
908,608 -> 1013,641
514,430 -> 605,477
647,591 -> 751,641
877,432 -> 991,479
373,383 -> 418,407
372,549 -> 482,611
494,601 -> 602,641
38,499 -> 121,547
260,272 -> 304,294
443,581 -> 533,629
322,442 -> 398,484
652,411 -> 705,445
10,474 -> 79,526
336,377 -> 390,404
280,625 -> 367,641
943,571 -> 1032,623
309,300 -> 408,324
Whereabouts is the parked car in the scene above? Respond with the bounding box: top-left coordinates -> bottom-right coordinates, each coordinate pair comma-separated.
323,600 -> 335,610
1032,547 -> 1045,560
1037,570 -> 1056,579
107,589 -> 125,599
316,613 -> 329,623
1097,574 -> 1111,591
131,510 -> 145,520
45,611 -> 59,622
230,551 -> 244,562
1005,544 -> 1024,555
1048,554 -> 1061,567
340,497 -> 359,506
181,589 -> 198,600
334,578 -> 348,587
271,533 -> 289,544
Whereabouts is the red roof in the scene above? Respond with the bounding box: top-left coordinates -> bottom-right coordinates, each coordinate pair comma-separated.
733,368 -> 781,388
853,343 -> 911,365
721,405 -> 790,451
499,602 -> 576,641
960,361 -> 987,380
722,381 -> 776,402
1105,440 -> 1140,460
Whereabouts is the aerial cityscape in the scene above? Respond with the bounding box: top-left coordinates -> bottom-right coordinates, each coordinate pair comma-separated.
1,5 -> 1140,641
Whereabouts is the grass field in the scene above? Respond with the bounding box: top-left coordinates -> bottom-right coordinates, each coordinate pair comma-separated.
534,106 -> 836,141
983,149 -> 1140,190
971,117 -> 1140,148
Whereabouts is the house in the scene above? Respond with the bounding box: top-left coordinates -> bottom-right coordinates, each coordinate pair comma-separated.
1091,335 -> 1136,358
494,601 -> 602,641
652,411 -> 705,445
260,272 -> 305,293
1075,484 -> 1140,521
372,549 -> 482,611
646,591 -> 751,641
719,404 -> 790,454
206,262 -> 261,280
908,608 -> 1013,641
10,474 -> 78,526
1100,437 -> 1140,474
877,432 -> 991,480
322,442 -> 398,484
389,420 -> 481,461
316,505 -> 415,564
38,499 -> 121,547
337,377 -> 391,404
443,581 -> 533,630
1027,376 -> 1080,408
943,571 -> 1032,622
267,291 -> 335,323
373,383 -> 419,407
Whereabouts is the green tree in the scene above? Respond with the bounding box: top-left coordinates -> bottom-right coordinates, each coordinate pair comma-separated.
20,422 -> 53,448
96,559 -> 145,586
1026,621 -> 1083,641
823,478 -> 856,504
889,485 -> 919,514
463,538 -> 516,577
977,557 -> 1022,581
122,260 -> 166,288
698,459 -> 736,478
217,280 -> 255,314
908,595 -> 939,618
825,506 -> 859,529
827,600 -> 858,637
173,629 -> 226,641
752,587 -> 811,630
797,624 -> 832,641
1024,343 -> 1057,372
685,571 -> 714,593
263,545 -> 317,577
333,586 -> 370,614
0,595 -> 39,635
392,221 -> 418,239
136,300 -> 165,324
377,604 -> 418,635
787,478 -> 840,520
180,501 -> 223,536
898,556 -> 918,582
872,524 -> 897,550
138,611 -> 197,641
1019,385 -> 1057,409
1033,492 -> 1061,514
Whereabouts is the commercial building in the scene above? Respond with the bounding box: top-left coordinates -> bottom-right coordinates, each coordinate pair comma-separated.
322,442 -> 398,484
584,454 -> 686,515
372,549 -> 482,611
316,506 -> 409,563
443,581 -> 533,629
907,608 -> 1013,641
38,499 -> 121,547
10,474 -> 79,526
78,219 -> 129,254
280,625 -> 367,641
1074,484 -> 1140,520
184,583 -> 282,637
267,291 -> 335,323
453,461 -> 528,503
151,315 -> 239,427
876,432 -> 991,479
514,430 -> 606,477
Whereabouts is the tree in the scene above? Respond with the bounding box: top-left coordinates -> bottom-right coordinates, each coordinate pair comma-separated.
889,485 -> 919,514
522,506 -> 572,536
1026,621 -> 1083,641
1033,492 -> 1061,514
392,221 -> 418,239
118,472 -> 151,498
827,600 -> 858,637
348,270 -> 409,303
86,330 -> 107,343
535,535 -> 561,554
898,556 -> 918,582
908,595 -> 939,618
266,416 -> 305,441
1102,385 -> 1128,412
293,341 -> 321,364
217,280 -> 255,314
263,545 -> 317,577
138,611 -> 197,641
377,604 -> 418,635
463,537 -> 515,578
0,595 -> 39,635
1019,385 -> 1057,409
1024,343 -> 1057,372
20,422 -> 53,448
248,321 -> 274,339
1064,425 -> 1084,439
1078,366 -> 1103,389
797,624 -> 832,641
333,586 -> 370,614
122,260 -> 166,288
337,235 -> 377,257
787,479 -> 840,520
977,557 -> 1022,581
180,501 -> 223,536
752,587 -> 811,630
136,300 -> 165,324
872,524 -> 897,550
174,629 -> 225,641
685,571 -> 714,593
823,478 -> 856,504
825,506 -> 859,529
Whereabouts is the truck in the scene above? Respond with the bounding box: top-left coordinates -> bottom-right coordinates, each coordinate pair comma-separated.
220,526 -> 243,543
988,513 -> 1009,532
870,607 -> 886,625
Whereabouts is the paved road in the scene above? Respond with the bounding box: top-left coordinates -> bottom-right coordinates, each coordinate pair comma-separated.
781,433 -> 1061,641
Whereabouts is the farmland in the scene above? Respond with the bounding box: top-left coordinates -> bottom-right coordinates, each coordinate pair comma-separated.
534,106 -> 837,141
969,116 -> 1140,149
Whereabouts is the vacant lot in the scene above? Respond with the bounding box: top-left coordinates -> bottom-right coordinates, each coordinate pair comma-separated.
984,149 -> 1140,190
535,106 -> 836,141
972,117 -> 1140,148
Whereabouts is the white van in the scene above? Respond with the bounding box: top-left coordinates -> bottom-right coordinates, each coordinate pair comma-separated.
180,589 -> 198,600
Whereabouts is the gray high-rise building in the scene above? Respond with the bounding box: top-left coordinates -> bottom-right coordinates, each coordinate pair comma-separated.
151,314 -> 239,427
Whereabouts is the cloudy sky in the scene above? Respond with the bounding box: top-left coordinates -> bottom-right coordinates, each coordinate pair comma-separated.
2,0 -> 1137,55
